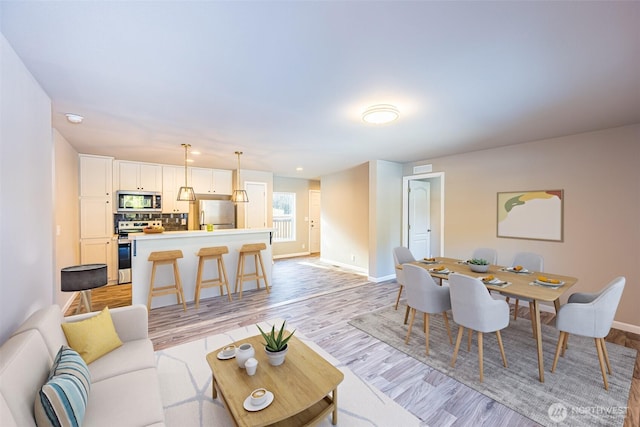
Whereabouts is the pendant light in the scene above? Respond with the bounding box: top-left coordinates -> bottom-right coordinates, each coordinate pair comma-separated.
231,151 -> 249,203
177,143 -> 196,201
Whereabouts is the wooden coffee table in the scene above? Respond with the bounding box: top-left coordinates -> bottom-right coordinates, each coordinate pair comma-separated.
206,334 -> 344,426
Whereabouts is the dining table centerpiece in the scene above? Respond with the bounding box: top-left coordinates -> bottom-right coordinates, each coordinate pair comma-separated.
257,321 -> 296,366
468,258 -> 490,273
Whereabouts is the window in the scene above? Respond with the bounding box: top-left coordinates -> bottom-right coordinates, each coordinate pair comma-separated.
273,192 -> 296,242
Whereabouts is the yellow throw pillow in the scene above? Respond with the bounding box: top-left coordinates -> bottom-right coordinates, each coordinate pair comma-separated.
61,307 -> 123,364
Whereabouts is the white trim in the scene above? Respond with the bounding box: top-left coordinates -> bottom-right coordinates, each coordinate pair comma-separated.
368,273 -> 396,283
402,172 -> 445,255
273,251 -> 310,260
612,320 -> 640,334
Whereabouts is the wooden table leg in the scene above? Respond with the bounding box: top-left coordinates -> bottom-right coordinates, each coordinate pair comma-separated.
533,300 -> 544,382
331,387 -> 338,425
211,374 -> 218,399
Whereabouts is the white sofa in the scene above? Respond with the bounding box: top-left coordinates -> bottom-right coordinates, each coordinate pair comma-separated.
0,304 -> 165,426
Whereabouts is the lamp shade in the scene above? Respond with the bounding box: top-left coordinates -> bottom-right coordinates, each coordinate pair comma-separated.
61,264 -> 108,292
177,186 -> 196,201
231,189 -> 249,203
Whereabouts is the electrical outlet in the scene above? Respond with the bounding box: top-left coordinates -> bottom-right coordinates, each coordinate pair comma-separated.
181,218 -> 186,225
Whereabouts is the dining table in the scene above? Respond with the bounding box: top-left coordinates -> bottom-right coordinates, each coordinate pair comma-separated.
401,257 -> 579,382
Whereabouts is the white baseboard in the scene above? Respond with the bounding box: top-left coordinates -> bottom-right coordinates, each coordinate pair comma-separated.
273,251 -> 310,260
369,273 -> 396,283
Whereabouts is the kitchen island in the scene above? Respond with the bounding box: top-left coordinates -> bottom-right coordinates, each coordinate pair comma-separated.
130,228 -> 274,309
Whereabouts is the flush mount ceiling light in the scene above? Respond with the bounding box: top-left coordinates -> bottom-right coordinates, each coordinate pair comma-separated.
65,113 -> 84,124
176,143 -> 196,202
231,151 -> 249,203
362,104 -> 399,124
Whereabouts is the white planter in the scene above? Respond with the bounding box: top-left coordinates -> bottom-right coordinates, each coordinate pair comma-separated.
265,345 -> 288,366
469,264 -> 489,273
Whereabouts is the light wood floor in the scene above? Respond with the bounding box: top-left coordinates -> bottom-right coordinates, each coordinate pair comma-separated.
66,255 -> 639,427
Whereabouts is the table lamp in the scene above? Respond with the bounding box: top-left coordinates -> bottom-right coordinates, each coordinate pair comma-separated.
61,263 -> 108,314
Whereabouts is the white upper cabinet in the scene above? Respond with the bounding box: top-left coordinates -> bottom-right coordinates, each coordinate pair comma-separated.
116,161 -> 162,192
80,155 -> 113,198
191,167 -> 233,195
162,165 -> 190,213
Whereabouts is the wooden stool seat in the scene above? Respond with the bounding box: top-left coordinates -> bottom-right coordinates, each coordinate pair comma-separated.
194,246 -> 232,307
147,250 -> 186,312
234,243 -> 270,299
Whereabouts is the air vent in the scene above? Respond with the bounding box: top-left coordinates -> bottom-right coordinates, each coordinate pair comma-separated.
413,164 -> 433,174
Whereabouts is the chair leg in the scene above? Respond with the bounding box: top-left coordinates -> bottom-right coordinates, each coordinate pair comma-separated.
513,299 -> 519,320
194,257 -> 204,308
404,305 -> 410,324
442,312 -> 453,345
595,338 -> 609,390
219,257 -> 232,301
424,313 -> 430,355
451,326 -> 465,367
561,333 -> 569,357
394,285 -> 403,310
552,331 -> 567,372
147,263 -> 157,311
496,330 -> 507,368
529,301 -> 537,339
467,328 -> 472,351
600,338 -> 612,375
173,261 -> 187,311
405,308 -> 416,344
478,332 -> 484,382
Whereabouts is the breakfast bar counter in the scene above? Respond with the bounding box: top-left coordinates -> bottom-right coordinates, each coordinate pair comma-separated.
130,228 -> 274,309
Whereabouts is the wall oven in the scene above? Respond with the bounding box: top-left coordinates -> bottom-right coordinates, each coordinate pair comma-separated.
116,220 -> 162,284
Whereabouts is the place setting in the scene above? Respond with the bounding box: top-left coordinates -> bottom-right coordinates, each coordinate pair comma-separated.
530,275 -> 565,289
428,265 -> 452,275
500,265 -> 532,274
479,275 -> 511,288
418,257 -> 440,265
216,344 -> 237,360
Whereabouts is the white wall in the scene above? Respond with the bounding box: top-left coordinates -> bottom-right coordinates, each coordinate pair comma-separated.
0,34 -> 54,343
368,160 -> 403,279
405,125 -> 640,327
53,129 -> 80,308
321,163 -> 369,270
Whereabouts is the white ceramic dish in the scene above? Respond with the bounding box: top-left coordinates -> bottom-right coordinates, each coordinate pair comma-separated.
534,279 -> 564,287
429,268 -> 450,274
483,278 -> 506,285
506,267 -> 529,273
216,350 -> 235,360
243,391 -> 274,411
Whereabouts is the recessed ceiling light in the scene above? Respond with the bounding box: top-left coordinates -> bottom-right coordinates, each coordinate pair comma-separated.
65,113 -> 84,124
362,104 -> 399,124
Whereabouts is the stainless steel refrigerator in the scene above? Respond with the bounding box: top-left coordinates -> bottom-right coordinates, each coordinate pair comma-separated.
198,200 -> 236,229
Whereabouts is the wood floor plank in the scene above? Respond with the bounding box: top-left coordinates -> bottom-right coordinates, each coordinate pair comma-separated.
65,255 -> 639,426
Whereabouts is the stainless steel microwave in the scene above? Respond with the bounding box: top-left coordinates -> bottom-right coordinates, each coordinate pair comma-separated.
115,191 -> 162,212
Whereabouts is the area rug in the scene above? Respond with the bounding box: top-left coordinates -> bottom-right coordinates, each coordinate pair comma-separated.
349,306 -> 636,427
155,320 -> 421,426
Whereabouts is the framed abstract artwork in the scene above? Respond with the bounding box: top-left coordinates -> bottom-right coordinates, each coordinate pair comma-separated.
497,190 -> 564,242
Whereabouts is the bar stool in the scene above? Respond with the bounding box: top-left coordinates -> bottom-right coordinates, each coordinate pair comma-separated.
194,246 -> 232,307
147,250 -> 187,311
235,243 -> 270,299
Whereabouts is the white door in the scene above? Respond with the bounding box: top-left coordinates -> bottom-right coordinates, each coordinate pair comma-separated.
309,190 -> 321,253
245,182 -> 267,228
408,180 -> 431,259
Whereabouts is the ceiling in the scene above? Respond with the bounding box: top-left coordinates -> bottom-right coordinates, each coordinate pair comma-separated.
1,1 -> 639,179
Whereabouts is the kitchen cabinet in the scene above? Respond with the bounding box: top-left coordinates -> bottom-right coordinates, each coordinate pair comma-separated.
80,155 -> 112,198
191,167 -> 233,195
116,161 -> 162,192
80,198 -> 113,238
162,165 -> 190,213
80,237 -> 117,284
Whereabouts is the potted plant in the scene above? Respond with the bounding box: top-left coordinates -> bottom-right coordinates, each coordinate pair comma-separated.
257,322 -> 296,366
468,258 -> 490,273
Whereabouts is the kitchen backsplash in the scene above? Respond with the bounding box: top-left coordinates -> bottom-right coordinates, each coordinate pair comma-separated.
114,213 -> 189,232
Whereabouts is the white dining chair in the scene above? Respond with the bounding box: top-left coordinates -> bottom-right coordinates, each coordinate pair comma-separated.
449,273 -> 509,382
471,248 -> 497,265
507,252 -> 544,322
403,264 -> 453,355
392,246 -> 416,311
551,276 -> 625,390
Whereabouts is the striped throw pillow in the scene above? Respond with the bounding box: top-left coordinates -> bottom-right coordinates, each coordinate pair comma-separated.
34,346 -> 91,427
